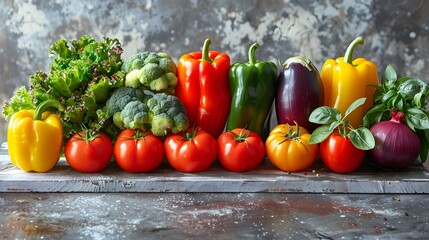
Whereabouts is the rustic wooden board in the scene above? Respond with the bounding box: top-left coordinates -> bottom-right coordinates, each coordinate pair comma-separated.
1,143 -> 429,193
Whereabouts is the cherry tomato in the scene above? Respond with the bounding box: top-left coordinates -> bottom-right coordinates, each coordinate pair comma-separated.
64,131 -> 113,173
113,129 -> 164,173
164,127 -> 217,173
320,133 -> 365,173
265,124 -> 318,172
217,128 -> 265,172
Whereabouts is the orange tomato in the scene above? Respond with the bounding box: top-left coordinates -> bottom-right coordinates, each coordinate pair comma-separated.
265,124 -> 318,172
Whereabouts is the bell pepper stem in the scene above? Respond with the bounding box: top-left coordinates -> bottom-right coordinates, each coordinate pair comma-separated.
33,99 -> 64,121
201,38 -> 212,62
248,43 -> 260,65
344,36 -> 365,64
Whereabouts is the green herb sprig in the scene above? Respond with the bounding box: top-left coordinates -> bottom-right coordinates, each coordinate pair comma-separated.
309,98 -> 375,150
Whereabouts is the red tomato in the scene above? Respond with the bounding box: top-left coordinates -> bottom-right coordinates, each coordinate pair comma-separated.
217,128 -> 265,172
320,133 -> 365,173
64,131 -> 113,173
113,129 -> 164,173
164,127 -> 217,173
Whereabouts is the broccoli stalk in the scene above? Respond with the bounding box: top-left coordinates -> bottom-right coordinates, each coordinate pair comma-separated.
122,52 -> 178,94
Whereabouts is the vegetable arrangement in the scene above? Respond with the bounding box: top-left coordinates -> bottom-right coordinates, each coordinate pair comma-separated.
2,35 -> 429,174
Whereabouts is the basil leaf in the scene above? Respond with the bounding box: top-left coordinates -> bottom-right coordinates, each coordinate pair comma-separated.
413,92 -> 423,109
348,127 -> 375,150
416,129 -> 429,163
344,97 -> 366,119
413,92 -> 425,109
382,64 -> 397,90
373,85 -> 385,104
405,108 -> 429,130
387,95 -> 404,111
382,89 -> 397,104
397,77 -> 427,100
308,106 -> 340,125
363,104 -> 386,128
309,125 -> 333,144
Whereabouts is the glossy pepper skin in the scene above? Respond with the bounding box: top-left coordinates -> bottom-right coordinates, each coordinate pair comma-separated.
321,36 -> 378,128
227,43 -> 278,138
175,38 -> 231,138
7,100 -> 64,172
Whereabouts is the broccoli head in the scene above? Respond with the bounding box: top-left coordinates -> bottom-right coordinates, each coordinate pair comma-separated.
100,86 -> 189,136
103,87 -> 147,118
117,100 -> 150,130
146,93 -> 189,136
122,52 -> 178,94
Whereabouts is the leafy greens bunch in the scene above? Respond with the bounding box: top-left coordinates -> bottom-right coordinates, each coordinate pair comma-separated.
2,35 -> 125,138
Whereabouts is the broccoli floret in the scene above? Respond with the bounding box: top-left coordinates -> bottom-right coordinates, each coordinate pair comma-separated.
119,100 -> 150,130
146,93 -> 189,136
122,52 -> 178,93
103,87 -> 147,117
124,69 -> 141,88
121,52 -> 149,72
100,87 -> 189,136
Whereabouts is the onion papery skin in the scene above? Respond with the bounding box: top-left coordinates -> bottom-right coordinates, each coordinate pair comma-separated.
368,113 -> 420,170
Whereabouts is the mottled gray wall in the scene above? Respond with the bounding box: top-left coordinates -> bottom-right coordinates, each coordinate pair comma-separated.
1,0 -> 428,144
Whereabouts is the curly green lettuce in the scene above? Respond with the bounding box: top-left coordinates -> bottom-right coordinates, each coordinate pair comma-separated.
2,86 -> 35,121
2,35 -> 125,139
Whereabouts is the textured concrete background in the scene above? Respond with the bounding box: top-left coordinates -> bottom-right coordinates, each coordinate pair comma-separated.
0,0 -> 428,144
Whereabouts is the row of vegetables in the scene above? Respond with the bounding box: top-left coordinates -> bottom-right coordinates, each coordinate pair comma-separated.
3,35 -> 429,174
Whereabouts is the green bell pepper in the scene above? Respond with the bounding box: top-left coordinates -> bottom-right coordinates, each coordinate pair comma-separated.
226,43 -> 279,138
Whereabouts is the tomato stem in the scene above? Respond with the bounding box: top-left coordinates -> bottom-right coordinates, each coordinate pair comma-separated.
134,130 -> 149,140
231,128 -> 250,142
74,124 -> 101,143
282,122 -> 302,141
276,122 -> 305,147
182,125 -> 200,141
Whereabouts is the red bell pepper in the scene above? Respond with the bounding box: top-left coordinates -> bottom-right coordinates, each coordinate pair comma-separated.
175,38 -> 231,138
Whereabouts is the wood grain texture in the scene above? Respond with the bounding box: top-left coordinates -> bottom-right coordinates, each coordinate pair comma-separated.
1,145 -> 428,193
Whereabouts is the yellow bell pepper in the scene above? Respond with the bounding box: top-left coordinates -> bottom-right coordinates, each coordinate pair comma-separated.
321,36 -> 378,128
7,99 -> 64,172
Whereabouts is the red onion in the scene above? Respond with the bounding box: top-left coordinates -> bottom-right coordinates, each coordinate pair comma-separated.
368,110 -> 420,169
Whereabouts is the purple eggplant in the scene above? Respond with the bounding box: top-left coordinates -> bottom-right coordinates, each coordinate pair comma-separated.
276,56 -> 324,132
